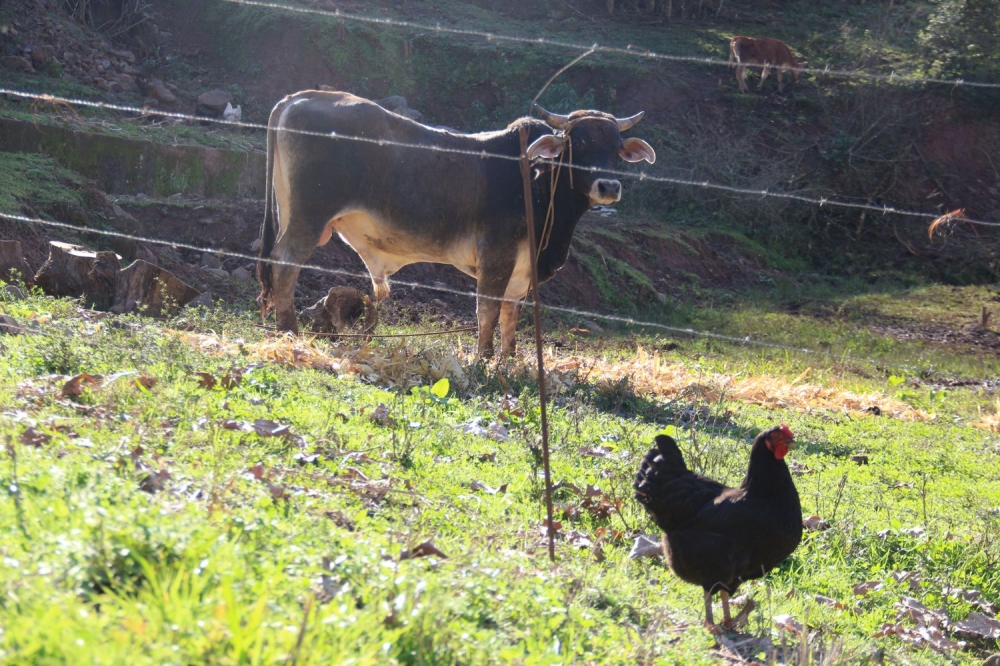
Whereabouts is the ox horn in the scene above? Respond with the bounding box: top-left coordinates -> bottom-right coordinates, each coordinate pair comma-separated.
616,111 -> 644,131
533,104 -> 572,130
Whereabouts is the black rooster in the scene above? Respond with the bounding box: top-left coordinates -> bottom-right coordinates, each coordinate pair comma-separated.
633,425 -> 802,627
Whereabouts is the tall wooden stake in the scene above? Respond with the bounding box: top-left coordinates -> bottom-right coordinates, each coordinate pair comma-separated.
519,125 -> 556,562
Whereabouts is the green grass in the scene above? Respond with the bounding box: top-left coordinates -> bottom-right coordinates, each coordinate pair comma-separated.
1,285 -> 998,664
0,152 -> 88,216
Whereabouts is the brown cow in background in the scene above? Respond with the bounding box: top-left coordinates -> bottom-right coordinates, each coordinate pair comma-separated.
728,36 -> 802,93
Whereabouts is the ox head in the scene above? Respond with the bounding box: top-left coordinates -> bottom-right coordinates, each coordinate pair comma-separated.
527,105 -> 656,205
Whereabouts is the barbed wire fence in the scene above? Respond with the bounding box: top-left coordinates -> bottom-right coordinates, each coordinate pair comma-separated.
2,0 -> 999,565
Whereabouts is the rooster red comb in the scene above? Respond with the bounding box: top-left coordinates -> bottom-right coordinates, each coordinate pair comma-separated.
780,424 -> 794,439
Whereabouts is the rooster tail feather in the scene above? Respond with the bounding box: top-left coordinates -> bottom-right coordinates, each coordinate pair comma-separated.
653,435 -> 688,474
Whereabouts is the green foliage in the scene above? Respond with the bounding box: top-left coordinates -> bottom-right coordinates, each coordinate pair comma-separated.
919,0 -> 1000,79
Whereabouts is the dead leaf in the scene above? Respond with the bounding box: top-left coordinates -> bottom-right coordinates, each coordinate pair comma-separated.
252,419 -> 291,437
953,613 -> 1000,640
774,614 -> 805,635
61,373 -> 99,398
891,572 -> 923,592
192,372 -> 216,389
400,540 -> 447,560
220,368 -> 242,389
851,454 -> 870,465
803,515 -> 831,531
629,534 -> 663,559
578,445 -> 612,458
814,594 -> 849,611
477,452 -> 496,463
139,468 -> 171,494
135,375 -> 157,390
853,580 -> 884,596
895,597 -> 944,626
470,480 -> 507,495
294,452 -> 321,465
569,327 -> 590,337
248,463 -> 266,480
370,404 -> 396,427
565,530 -> 593,549
18,427 -> 51,447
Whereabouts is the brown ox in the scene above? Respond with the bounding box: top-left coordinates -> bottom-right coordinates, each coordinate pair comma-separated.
728,36 -> 802,93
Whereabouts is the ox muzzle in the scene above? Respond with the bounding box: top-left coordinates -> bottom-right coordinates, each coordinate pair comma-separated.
590,178 -> 622,204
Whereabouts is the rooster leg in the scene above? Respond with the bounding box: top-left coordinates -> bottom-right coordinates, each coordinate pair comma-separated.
720,591 -> 732,626
703,590 -> 715,626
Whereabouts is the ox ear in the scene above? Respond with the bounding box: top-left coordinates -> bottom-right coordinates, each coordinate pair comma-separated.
526,134 -> 567,161
620,137 -> 655,164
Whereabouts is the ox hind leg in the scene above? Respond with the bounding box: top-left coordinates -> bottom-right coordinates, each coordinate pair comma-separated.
735,65 -> 749,93
268,218 -> 327,334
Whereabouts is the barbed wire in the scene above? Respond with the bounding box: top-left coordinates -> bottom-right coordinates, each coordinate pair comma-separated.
4,87 -> 998,230
3,207 -> 995,381
219,0 -> 1000,90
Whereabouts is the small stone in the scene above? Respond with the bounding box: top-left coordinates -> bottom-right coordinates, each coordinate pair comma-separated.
580,319 -> 605,334
250,238 -> 263,252
95,78 -> 111,92
202,267 -> 229,280
196,89 -> 233,116
231,266 -> 252,281
655,291 -> 668,305
200,252 -> 223,270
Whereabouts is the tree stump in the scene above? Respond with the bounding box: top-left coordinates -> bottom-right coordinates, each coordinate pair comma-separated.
299,286 -> 378,337
112,260 -> 201,316
33,241 -> 120,309
0,240 -> 33,284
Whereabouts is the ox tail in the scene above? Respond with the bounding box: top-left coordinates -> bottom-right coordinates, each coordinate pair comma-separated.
257,107 -> 280,320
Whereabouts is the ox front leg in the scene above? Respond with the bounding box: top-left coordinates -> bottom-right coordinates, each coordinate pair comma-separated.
475,264 -> 515,358
758,63 -> 771,91
499,299 -> 523,358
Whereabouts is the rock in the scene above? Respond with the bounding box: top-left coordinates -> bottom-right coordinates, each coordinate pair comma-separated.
142,79 -> 176,104
231,266 -> 252,281
62,51 -> 78,65
32,241 -> 121,310
580,319 -> 605,334
95,78 -> 111,92
196,89 -> 233,116
375,95 -> 408,113
0,240 -> 33,284
3,285 -> 26,300
250,238 -> 263,252
202,267 -> 229,280
655,291 -> 668,305
0,314 -> 24,335
185,291 -> 213,309
110,48 -> 136,63
200,252 -> 223,270
1,56 -> 35,74
30,45 -> 55,65
113,260 -> 201,316
300,286 -> 377,336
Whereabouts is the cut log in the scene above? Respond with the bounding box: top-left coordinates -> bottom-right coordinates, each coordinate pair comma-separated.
0,240 -> 33,284
112,260 -> 200,316
299,286 -> 377,337
33,241 -> 120,309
